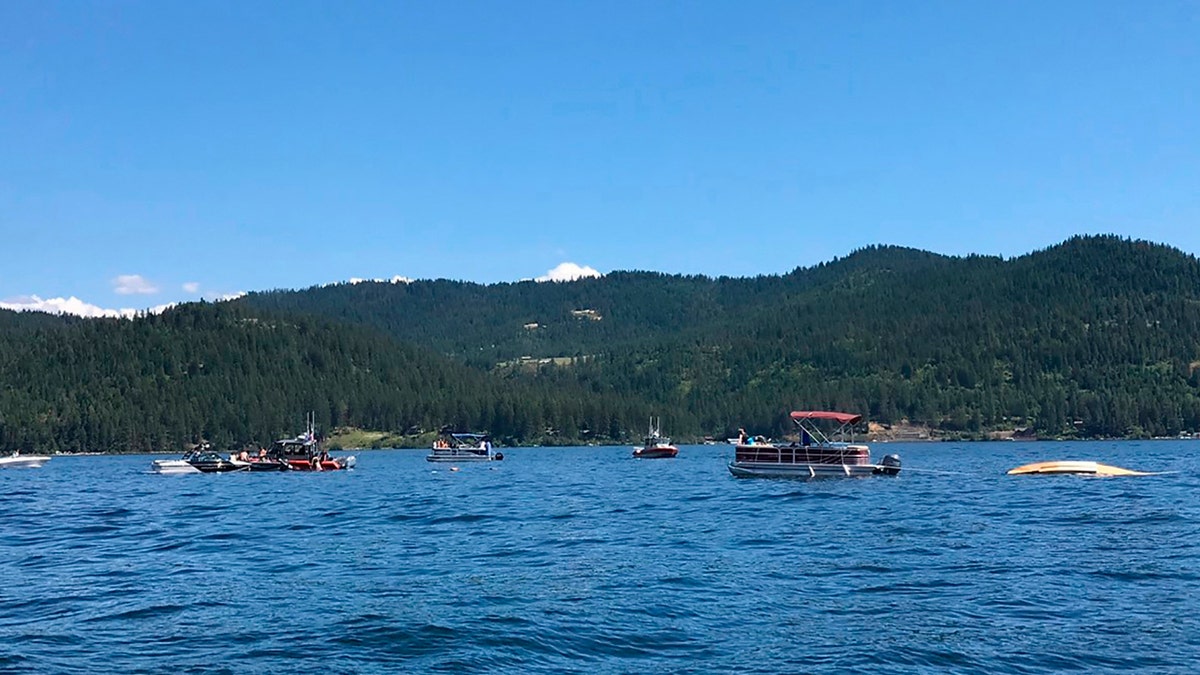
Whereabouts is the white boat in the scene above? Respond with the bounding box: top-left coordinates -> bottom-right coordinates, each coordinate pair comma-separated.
427,432 -> 503,462
150,458 -> 202,474
0,452 -> 52,469
151,446 -> 246,474
728,411 -> 900,479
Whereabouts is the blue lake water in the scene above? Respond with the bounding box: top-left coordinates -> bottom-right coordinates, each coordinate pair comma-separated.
2,441 -> 1199,674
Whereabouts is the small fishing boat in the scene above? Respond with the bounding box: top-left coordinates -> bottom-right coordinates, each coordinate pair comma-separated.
427,432 -> 503,462
633,417 -> 678,459
728,411 -> 900,478
0,452 -> 52,469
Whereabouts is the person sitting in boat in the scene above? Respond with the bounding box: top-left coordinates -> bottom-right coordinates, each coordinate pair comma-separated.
738,428 -> 748,445
258,447 -> 267,458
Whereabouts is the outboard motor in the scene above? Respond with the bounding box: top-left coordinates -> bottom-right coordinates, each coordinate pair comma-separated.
876,453 -> 902,476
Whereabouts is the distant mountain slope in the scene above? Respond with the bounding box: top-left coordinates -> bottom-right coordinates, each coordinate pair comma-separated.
242,236 -> 1200,437
3,236 -> 1198,453
0,303 -> 647,453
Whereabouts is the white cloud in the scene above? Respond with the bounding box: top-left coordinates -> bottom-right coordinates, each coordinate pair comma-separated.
1,295 -> 142,319
182,281 -> 201,293
348,275 -> 412,285
536,262 -> 602,282
1,291 -> 245,320
113,274 -> 159,295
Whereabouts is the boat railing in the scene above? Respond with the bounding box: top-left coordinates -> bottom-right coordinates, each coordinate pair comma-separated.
735,443 -> 871,466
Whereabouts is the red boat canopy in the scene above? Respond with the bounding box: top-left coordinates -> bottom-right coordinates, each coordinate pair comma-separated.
790,411 -> 863,425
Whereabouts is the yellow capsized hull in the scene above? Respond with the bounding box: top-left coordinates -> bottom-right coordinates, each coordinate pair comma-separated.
1006,460 -> 1151,476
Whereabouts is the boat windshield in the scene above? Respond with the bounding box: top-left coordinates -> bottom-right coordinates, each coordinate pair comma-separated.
268,439 -> 316,458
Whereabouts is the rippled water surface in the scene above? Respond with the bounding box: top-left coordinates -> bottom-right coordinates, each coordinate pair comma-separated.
3,442 -> 1199,673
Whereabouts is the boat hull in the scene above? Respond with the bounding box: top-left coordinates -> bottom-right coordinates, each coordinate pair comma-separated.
1007,460 -> 1150,476
426,453 -> 500,462
280,456 -> 356,471
728,461 -> 892,479
246,459 -> 291,472
150,459 -> 201,475
0,455 -> 51,469
633,446 -> 678,458
189,460 -> 250,473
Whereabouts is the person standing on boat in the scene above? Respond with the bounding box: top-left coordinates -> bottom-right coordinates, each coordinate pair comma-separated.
738,428 -> 748,445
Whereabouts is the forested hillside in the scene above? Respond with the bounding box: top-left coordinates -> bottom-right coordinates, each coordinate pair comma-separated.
3,235 -> 1200,453
244,236 -> 1200,439
0,303 -> 650,453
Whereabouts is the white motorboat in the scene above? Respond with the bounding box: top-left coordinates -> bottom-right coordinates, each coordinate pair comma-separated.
150,457 -> 202,474
0,452 -> 51,469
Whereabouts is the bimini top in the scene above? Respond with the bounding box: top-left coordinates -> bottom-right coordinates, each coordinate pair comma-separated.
790,411 -> 863,425
449,433 -> 489,441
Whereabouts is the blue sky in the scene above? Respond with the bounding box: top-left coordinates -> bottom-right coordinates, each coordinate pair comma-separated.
2,1 -> 1197,316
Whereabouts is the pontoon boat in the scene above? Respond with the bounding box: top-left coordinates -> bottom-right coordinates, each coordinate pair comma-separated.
427,433 -> 503,462
728,411 -> 900,478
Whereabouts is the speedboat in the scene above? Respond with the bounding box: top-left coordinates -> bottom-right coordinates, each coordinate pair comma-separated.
192,448 -> 250,473
150,458 -> 201,474
633,417 -> 678,458
728,411 -> 900,478
427,432 -> 503,462
150,447 -> 248,474
0,452 -> 52,469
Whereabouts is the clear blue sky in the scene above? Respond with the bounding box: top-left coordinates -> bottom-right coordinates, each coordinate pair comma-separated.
2,1 -> 1197,315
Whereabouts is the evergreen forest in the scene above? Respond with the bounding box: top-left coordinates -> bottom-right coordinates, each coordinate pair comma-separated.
4,235 -> 1200,453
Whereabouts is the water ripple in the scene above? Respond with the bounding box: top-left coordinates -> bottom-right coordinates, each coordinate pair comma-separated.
2,444 -> 1199,673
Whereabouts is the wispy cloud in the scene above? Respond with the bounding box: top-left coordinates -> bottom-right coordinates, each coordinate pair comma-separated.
348,275 -> 413,285
113,274 -> 159,295
182,281 -> 201,293
536,262 -> 602,282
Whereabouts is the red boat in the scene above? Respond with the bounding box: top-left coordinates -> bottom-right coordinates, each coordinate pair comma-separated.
633,416 -> 678,459
257,413 -> 356,471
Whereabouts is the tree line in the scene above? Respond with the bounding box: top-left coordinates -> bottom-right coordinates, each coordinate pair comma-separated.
3,235 -> 1200,453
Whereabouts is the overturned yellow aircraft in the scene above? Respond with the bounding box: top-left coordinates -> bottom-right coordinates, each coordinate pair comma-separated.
1007,460 -> 1152,477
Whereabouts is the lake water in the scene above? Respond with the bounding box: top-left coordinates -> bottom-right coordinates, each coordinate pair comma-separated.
2,441 -> 1199,674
